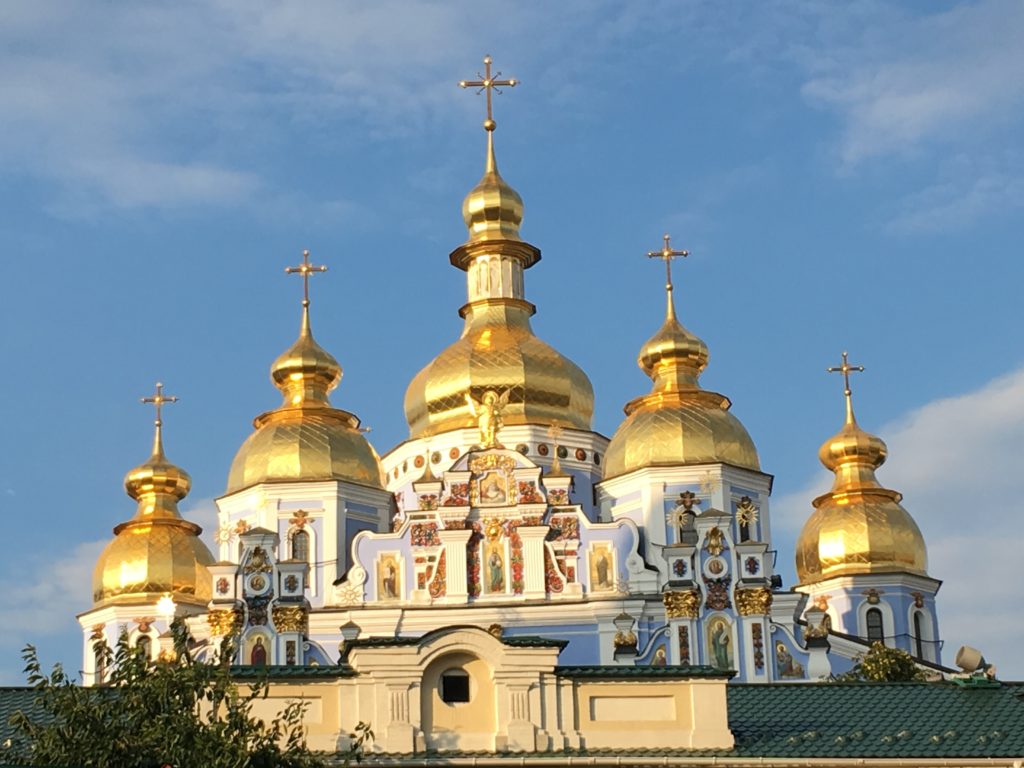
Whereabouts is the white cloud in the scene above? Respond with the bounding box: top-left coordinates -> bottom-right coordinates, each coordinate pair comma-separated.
800,0 -> 1024,167
774,367 -> 1024,678
0,540 -> 105,683
887,170 -> 1024,234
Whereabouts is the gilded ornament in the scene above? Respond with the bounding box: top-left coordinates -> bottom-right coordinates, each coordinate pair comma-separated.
704,527 -> 726,556
465,388 -> 510,448
487,623 -> 504,638
244,547 -> 273,574
272,606 -> 308,634
735,587 -> 773,616
484,518 -> 503,541
613,630 -> 638,650
207,609 -> 241,637
736,496 -> 759,526
663,589 -> 702,619
289,509 -> 311,529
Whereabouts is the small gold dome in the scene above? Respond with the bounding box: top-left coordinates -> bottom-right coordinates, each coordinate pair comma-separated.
93,414 -> 213,607
227,302 -> 384,493
604,286 -> 759,478
462,132 -> 524,243
795,389 -> 928,585
404,300 -> 594,438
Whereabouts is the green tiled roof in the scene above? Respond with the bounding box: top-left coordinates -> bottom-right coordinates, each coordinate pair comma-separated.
555,664 -> 727,679
727,682 -> 1024,758
227,664 -> 355,680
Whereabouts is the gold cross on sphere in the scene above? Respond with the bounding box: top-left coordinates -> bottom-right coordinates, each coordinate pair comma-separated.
827,351 -> 865,396
646,233 -> 690,291
141,382 -> 178,426
459,55 -> 518,132
285,249 -> 328,307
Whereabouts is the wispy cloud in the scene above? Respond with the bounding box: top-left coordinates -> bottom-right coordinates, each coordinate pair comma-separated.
887,169 -> 1024,235
774,366 -> 1024,677
0,540 -> 105,683
800,0 -> 1024,168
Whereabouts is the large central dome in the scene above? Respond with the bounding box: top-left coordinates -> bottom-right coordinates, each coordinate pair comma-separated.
403,130 -> 594,438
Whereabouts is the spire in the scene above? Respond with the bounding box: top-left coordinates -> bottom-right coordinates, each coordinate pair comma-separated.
140,382 -> 177,460
271,250 -> 342,408
827,351 -> 865,427
457,55 -> 527,245
637,234 -> 708,392
123,382 -> 192,523
818,353 -> 889,496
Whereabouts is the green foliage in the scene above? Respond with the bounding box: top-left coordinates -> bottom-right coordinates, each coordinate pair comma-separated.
837,641 -> 926,683
5,621 -> 372,768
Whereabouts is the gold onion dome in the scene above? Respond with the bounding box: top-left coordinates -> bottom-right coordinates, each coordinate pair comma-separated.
795,358 -> 927,584
92,387 -> 214,607
404,112 -> 594,438
604,244 -> 760,478
226,257 -> 384,493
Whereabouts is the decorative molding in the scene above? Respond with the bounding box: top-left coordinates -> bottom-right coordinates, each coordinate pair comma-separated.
663,589 -> 701,619
735,587 -> 773,616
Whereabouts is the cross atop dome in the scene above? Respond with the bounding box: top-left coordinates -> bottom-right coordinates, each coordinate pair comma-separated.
647,234 -> 690,293
827,351 -> 865,424
285,249 -> 327,309
141,381 -> 178,458
459,55 -> 518,132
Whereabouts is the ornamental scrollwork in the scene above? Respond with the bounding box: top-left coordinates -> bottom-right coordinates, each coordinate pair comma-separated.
207,608 -> 242,637
735,587 -> 773,616
272,606 -> 308,634
663,589 -> 702,619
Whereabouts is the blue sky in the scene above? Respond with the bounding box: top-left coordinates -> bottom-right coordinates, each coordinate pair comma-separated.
0,0 -> 1022,681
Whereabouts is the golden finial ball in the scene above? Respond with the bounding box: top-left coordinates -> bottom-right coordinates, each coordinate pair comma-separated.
483,118 -> 496,131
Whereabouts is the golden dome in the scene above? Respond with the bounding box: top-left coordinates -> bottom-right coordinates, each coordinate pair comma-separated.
227,289 -> 384,494
795,373 -> 928,585
93,400 -> 214,607
404,127 -> 593,438
604,274 -> 760,478
462,132 -> 524,243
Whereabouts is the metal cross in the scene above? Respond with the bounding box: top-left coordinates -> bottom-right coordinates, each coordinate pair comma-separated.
459,55 -> 518,132
141,382 -> 178,426
827,351 -> 865,396
285,250 -> 327,307
646,234 -> 690,292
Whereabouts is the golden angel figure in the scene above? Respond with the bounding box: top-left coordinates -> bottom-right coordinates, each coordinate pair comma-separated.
465,388 -> 510,448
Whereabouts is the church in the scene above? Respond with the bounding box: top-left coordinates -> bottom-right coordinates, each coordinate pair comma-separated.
74,58 -> 1024,762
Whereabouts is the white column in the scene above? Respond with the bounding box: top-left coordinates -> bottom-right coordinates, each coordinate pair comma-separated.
439,529 -> 473,602
519,526 -> 549,599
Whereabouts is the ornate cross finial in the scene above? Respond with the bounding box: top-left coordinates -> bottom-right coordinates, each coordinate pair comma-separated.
285,249 -> 327,308
827,351 -> 865,424
827,351 -> 864,396
646,234 -> 689,292
459,55 -> 518,132
141,382 -> 178,427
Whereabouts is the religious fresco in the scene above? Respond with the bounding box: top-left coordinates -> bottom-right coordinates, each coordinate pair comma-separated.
706,616 -> 734,672
483,541 -> 506,594
775,640 -> 805,678
588,543 -> 615,592
377,553 -> 401,601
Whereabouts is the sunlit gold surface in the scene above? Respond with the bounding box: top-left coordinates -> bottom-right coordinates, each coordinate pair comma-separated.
604,267 -> 759,478
404,299 -> 594,437
93,404 -> 213,607
462,132 -> 525,244
227,279 -> 384,493
795,375 -> 927,584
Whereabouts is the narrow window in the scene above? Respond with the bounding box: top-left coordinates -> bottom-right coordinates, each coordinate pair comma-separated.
913,611 -> 925,659
291,529 -> 310,562
93,644 -> 106,684
440,669 -> 470,704
865,607 -> 884,643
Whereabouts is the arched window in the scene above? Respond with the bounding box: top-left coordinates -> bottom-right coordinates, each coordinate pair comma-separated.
290,529 -> 310,562
136,634 -> 152,660
865,607 -> 884,643
913,611 -> 924,658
